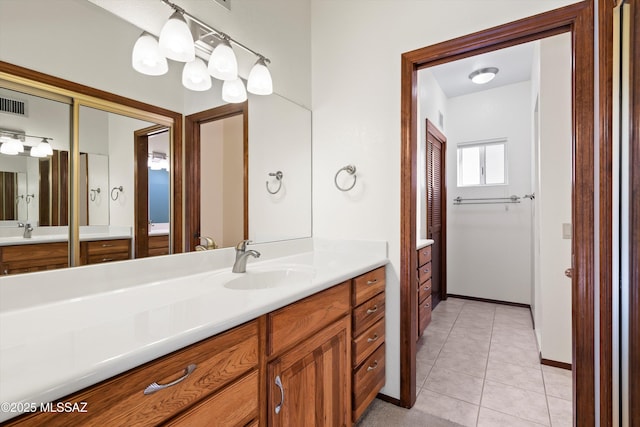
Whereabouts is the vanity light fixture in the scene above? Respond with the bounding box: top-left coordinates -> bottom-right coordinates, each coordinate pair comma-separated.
148,151 -> 170,171
468,67 -> 499,84
0,129 -> 54,157
132,0 -> 273,102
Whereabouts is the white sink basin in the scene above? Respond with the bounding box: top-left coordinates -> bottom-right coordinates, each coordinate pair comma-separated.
224,268 -> 314,290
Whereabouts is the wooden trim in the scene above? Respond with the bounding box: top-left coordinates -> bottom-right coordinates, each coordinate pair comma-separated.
446,294 -> 531,309
598,0 -> 615,424
541,358 -> 573,371
0,61 -> 184,256
400,3 -> 598,423
376,393 -> 401,406
629,0 -> 640,423
184,102 -> 248,251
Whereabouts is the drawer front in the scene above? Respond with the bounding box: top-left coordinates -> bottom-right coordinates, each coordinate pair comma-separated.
417,246 -> 432,266
352,266 -> 386,307
164,370 -> 258,427
6,321 -> 259,427
0,242 -> 68,263
352,291 -> 385,337
352,343 -> 385,421
352,317 -> 385,368
85,239 -> 130,256
268,281 -> 350,356
419,295 -> 432,334
87,251 -> 131,265
418,261 -> 432,284
418,278 -> 432,303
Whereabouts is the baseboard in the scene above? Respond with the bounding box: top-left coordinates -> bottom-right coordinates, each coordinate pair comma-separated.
446,293 -> 531,309
540,357 -> 572,370
376,392 -> 402,407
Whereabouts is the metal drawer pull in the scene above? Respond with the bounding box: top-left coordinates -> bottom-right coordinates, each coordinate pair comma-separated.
275,375 -> 284,414
366,279 -> 378,285
143,363 -> 196,395
366,305 -> 378,314
101,258 -> 114,262
367,334 -> 379,343
367,360 -> 379,371
101,244 -> 114,248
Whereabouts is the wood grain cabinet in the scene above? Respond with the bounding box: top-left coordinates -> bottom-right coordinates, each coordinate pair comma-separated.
80,239 -> 131,265
0,242 -> 68,275
351,266 -> 386,422
416,246 -> 432,339
148,235 -> 169,257
267,281 -> 351,427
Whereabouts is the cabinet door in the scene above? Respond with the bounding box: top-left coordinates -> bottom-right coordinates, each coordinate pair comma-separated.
268,316 -> 350,427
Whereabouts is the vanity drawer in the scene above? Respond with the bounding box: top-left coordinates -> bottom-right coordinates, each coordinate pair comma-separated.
418,246 -> 432,266
352,343 -> 385,421
419,295 -> 432,333
84,239 -> 131,256
0,242 -> 68,275
5,321 -> 259,427
352,266 -> 386,307
352,317 -> 385,367
164,370 -> 258,427
418,278 -> 432,303
418,261 -> 432,284
148,234 -> 170,256
352,291 -> 385,337
268,281 -> 350,356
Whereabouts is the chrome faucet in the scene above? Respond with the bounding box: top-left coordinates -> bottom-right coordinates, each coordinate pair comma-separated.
18,222 -> 33,238
232,239 -> 260,273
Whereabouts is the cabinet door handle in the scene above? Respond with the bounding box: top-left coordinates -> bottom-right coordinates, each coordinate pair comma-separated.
425,303 -> 430,308
367,360 -> 379,371
275,375 -> 285,414
366,305 -> 378,314
367,334 -> 379,343
366,279 -> 378,285
143,363 -> 196,395
424,286 -> 430,291
423,268 -> 430,274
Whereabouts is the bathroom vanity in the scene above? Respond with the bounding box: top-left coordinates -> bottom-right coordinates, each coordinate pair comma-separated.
0,239 -> 387,426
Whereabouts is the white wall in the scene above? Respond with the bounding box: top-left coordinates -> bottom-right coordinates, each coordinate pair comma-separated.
417,69 -> 448,239
446,81 -> 532,304
311,0 -> 580,399
87,154 -> 110,226
534,33 -> 573,364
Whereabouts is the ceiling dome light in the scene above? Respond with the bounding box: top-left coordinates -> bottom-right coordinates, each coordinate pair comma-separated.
36,138 -> 53,156
159,11 -> 195,63
182,58 -> 212,91
247,58 -> 273,95
222,78 -> 247,103
208,38 -> 238,81
132,32 -> 168,76
469,67 -> 499,84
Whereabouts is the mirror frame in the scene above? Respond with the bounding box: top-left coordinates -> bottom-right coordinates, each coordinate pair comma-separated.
0,61 -> 183,265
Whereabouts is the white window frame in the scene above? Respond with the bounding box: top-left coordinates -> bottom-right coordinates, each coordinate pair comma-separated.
456,138 -> 508,187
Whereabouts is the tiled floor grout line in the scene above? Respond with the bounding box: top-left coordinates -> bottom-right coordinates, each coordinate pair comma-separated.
541,365 -> 555,426
474,304 -> 496,426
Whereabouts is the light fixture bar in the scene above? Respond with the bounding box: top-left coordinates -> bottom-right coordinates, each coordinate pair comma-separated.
0,129 -> 54,142
160,0 -> 270,63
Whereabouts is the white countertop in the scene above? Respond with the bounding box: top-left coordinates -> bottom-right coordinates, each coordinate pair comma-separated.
417,239 -> 435,250
0,238 -> 387,421
0,226 -> 132,246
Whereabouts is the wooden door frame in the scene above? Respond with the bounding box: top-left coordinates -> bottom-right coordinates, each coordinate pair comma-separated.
400,2 -> 605,424
184,102 -> 248,251
425,119 -> 447,305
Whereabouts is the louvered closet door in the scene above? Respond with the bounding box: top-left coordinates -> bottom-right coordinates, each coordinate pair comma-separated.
426,120 -> 446,309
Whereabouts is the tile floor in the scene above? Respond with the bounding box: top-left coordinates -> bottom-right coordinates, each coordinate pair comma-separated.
357,297 -> 573,427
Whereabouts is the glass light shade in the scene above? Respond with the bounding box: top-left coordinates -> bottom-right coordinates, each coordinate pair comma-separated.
469,67 -> 499,85
159,11 -> 195,62
247,58 -> 273,95
182,58 -> 212,91
37,139 -> 53,156
30,145 -> 46,158
222,78 -> 247,103
132,33 -> 168,76
208,39 -> 238,81
0,142 -> 18,155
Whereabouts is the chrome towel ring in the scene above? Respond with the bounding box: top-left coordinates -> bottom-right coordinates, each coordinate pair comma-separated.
266,171 -> 283,194
334,165 -> 357,192
111,186 -> 123,201
90,187 -> 101,202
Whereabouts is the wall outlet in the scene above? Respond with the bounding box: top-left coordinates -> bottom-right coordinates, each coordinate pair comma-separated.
562,223 -> 572,239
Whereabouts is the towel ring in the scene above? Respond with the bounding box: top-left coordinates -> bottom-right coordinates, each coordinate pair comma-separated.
334,165 -> 357,192
266,171 -> 283,195
111,186 -> 123,201
25,194 -> 35,204
90,188 -> 101,202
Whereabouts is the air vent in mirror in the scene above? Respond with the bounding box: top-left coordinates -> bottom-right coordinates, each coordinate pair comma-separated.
0,96 -> 27,116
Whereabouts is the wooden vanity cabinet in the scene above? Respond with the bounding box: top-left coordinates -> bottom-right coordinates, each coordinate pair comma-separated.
266,281 -> 351,427
416,246 -> 433,339
351,266 -> 386,422
80,239 -> 131,265
0,242 -> 68,275
148,234 -> 169,257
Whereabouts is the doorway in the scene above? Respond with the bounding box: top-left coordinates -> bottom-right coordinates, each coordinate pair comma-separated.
399,2 -> 600,424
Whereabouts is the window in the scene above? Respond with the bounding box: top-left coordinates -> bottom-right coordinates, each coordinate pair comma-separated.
457,139 -> 507,186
